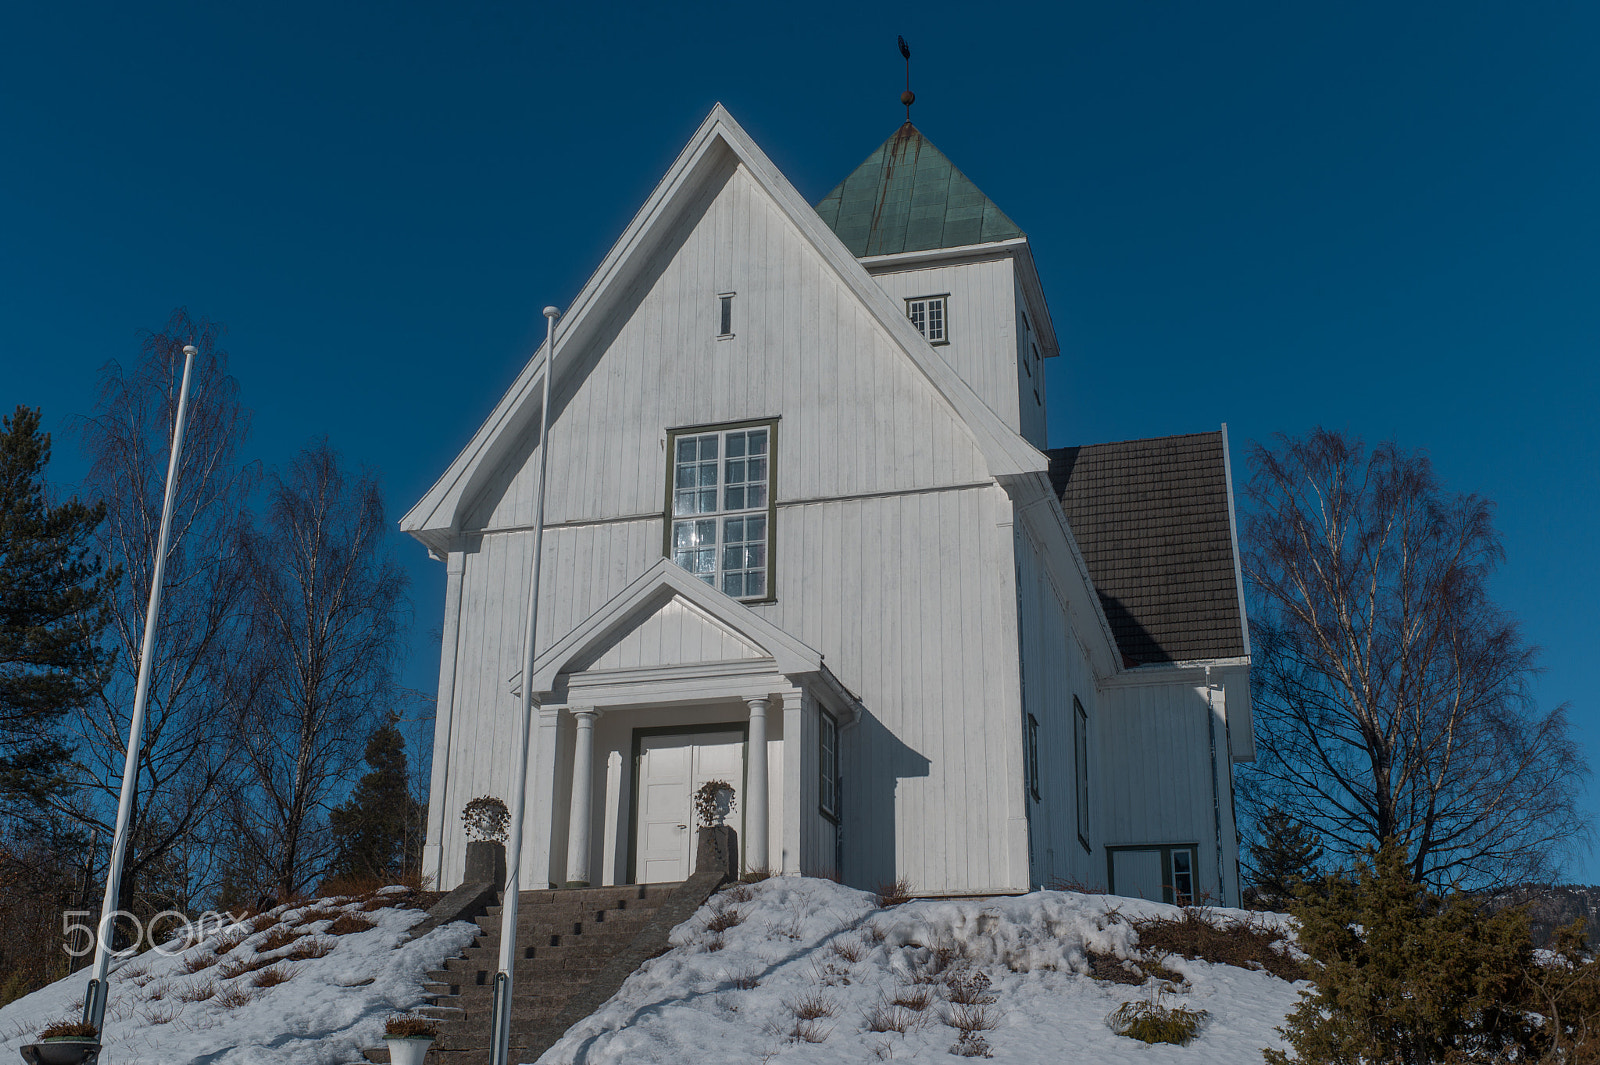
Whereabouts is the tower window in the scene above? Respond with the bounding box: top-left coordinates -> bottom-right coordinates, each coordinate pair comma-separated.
906,296 -> 948,344
718,293 -> 735,338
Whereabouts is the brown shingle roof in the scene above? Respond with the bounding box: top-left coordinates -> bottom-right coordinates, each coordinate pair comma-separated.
1046,431 -> 1247,665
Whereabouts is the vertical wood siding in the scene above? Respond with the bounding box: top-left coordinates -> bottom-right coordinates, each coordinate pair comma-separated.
428,159 -> 1030,894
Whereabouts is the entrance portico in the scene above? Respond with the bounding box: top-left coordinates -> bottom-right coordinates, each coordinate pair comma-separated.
522,560 -> 858,889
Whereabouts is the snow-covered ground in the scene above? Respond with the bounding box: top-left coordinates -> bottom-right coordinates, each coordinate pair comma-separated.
0,887 -> 476,1065
0,880 -> 1305,1064
540,879 -> 1305,1064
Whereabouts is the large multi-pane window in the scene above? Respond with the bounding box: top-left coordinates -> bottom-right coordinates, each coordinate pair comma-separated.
668,422 -> 774,600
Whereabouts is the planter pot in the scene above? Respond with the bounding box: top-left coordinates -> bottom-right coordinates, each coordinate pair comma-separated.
384,1036 -> 433,1065
20,1039 -> 100,1065
463,839 -> 506,885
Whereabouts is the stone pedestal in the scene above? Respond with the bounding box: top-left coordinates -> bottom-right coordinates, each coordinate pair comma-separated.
695,824 -> 739,880
464,840 -> 506,885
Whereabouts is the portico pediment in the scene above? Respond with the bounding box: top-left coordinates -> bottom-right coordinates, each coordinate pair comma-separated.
529,558 -> 824,697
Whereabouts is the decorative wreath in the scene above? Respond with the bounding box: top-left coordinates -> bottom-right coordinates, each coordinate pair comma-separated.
461,795 -> 511,843
694,781 -> 737,828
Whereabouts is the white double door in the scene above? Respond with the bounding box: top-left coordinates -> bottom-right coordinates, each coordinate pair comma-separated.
635,730 -> 744,884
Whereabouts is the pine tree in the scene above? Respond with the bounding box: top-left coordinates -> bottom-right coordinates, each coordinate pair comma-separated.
327,715 -> 420,884
0,406 -> 113,795
1249,806 -> 1325,908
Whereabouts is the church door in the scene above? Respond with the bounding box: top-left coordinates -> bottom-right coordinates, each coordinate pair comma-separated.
633,730 -> 744,883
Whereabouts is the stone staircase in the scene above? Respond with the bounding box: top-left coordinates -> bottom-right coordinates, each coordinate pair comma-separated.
360,883 -> 685,1065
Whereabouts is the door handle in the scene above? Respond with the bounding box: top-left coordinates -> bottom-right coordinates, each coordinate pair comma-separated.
676,824 -> 687,830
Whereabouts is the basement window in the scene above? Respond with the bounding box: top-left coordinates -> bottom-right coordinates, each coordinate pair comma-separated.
906,296 -> 947,344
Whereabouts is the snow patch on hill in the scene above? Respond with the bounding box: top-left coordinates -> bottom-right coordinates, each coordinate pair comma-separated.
538,878 -> 1304,1064
0,888 -> 476,1065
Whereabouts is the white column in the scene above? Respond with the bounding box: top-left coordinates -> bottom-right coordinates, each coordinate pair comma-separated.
745,696 -> 770,874
531,707 -> 563,888
564,708 -> 599,888
781,691 -> 805,875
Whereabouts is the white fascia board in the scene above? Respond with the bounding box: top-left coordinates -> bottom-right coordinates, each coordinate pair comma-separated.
1099,658 -> 1252,688
1012,244 -> 1062,360
401,105 -> 1048,548
529,557 -> 825,695
1220,423 -> 1253,659
1004,469 -> 1124,679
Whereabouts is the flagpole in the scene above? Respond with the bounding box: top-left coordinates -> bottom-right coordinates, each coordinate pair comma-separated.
489,306 -> 560,1065
84,343 -> 198,1035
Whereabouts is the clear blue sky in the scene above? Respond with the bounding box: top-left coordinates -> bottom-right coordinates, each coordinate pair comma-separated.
4,3 -> 1597,878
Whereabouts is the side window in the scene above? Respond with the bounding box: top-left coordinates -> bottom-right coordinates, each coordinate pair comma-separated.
666,421 -> 775,600
819,711 -> 839,819
717,293 -> 735,338
1026,714 -> 1041,801
1074,696 -> 1090,851
1171,848 -> 1194,906
906,296 -> 948,344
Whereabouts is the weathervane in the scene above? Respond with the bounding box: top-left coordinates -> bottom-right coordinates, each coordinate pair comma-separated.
898,35 -> 914,121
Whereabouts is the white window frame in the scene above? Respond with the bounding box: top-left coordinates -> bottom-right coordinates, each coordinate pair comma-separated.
717,292 -> 735,339
1026,713 -> 1041,802
906,295 -> 949,345
1105,843 -> 1199,906
819,710 -> 839,821
664,420 -> 776,601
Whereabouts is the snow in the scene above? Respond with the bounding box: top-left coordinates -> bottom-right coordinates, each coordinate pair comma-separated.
0,890 -> 477,1064
0,880 -> 1306,1064
537,879 -> 1305,1064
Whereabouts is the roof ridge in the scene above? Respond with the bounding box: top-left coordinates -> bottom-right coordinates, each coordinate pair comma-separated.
1047,429 -> 1224,453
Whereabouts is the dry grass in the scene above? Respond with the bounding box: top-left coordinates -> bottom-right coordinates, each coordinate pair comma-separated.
325,913 -> 376,936
177,980 -> 216,1003
282,937 -> 334,962
214,985 -> 256,1009
720,883 -> 756,904
944,1002 -> 999,1034
875,879 -> 915,908
889,986 -> 934,1012
703,934 -> 724,953
830,937 -> 866,964
1131,908 -> 1305,982
217,959 -> 253,980
787,1018 -> 832,1043
255,926 -> 301,953
726,965 -> 761,990
786,991 -> 839,1021
862,922 -> 887,946
739,867 -> 774,884
144,978 -> 173,1001
141,1003 -> 181,1025
862,998 -> 921,1034
251,963 -> 300,988
943,970 -> 996,1006
182,950 -> 222,975
38,1020 -> 97,1040
1086,950 -> 1144,985
705,907 -> 744,934
1047,876 -> 1108,894
949,1031 -> 994,1058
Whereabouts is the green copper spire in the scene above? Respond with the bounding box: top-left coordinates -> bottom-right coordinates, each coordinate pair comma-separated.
815,122 -> 1024,258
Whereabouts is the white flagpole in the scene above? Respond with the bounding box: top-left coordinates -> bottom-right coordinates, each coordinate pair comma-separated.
490,306 -> 560,1065
84,343 -> 198,1034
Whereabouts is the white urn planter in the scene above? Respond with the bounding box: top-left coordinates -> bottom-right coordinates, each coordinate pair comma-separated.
385,1035 -> 433,1065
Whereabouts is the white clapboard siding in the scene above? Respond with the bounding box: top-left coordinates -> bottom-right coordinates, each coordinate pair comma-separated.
1015,527 -> 1099,889
428,155 -> 1032,893
864,258 -> 1025,440
463,163 -> 993,534
1095,680 -> 1224,900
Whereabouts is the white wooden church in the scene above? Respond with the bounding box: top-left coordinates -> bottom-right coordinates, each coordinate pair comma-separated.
403,104 -> 1255,907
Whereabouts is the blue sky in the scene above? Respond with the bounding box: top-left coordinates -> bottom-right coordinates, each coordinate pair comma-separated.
4,3 -> 1597,879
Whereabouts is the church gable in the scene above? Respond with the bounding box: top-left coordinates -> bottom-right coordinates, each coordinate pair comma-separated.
401,104 -> 1045,551
570,595 -> 768,674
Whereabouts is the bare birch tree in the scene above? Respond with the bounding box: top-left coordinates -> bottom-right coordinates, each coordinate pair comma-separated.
57,309 -> 256,914
230,441 -> 408,898
1239,429 -> 1588,889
